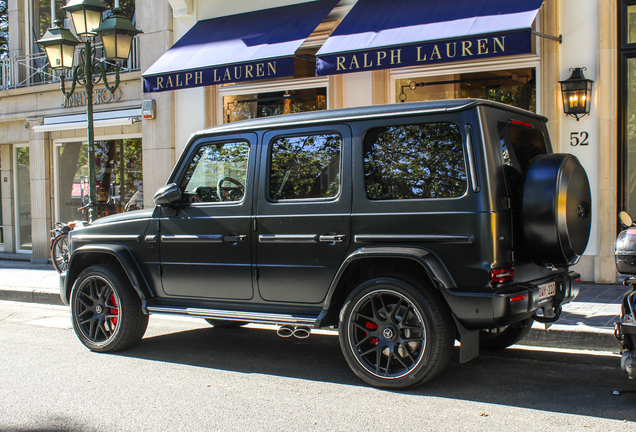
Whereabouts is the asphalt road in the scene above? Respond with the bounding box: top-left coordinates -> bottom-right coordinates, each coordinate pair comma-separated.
1,300 -> 635,432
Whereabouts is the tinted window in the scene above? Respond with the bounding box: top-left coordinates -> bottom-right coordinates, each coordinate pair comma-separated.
180,141 -> 249,203
500,122 -> 549,174
269,133 -> 341,200
364,123 -> 466,200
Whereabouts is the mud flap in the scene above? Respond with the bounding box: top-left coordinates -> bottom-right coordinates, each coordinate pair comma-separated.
453,315 -> 479,363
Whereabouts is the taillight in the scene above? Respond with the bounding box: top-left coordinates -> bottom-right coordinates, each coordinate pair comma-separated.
491,267 -> 514,284
510,119 -> 533,128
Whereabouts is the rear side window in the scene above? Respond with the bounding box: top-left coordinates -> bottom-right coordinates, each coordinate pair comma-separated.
269,133 -> 341,200
498,121 -> 549,198
363,123 -> 466,200
500,122 -> 548,174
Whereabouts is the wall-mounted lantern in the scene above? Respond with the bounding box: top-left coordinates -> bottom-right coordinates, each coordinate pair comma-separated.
560,67 -> 594,121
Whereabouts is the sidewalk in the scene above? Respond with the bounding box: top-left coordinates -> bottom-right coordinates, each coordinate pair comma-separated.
0,260 -> 625,352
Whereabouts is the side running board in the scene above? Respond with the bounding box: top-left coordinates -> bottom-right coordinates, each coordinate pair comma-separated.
146,306 -> 318,327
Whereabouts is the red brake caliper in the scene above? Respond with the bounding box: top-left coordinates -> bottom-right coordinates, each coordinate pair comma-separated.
109,294 -> 118,326
366,322 -> 379,345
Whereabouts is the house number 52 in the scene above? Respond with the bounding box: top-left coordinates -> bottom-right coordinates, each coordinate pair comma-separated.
570,132 -> 589,146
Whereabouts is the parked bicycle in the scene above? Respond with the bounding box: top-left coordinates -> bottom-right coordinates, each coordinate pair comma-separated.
50,220 -> 88,273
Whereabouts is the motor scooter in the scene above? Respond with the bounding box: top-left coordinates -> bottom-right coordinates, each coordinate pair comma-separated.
614,211 -> 636,378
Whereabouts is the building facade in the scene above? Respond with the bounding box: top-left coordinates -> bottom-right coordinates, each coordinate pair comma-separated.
0,0 -> 624,284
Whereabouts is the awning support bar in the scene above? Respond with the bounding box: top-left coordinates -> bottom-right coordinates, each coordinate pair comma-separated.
531,30 -> 562,43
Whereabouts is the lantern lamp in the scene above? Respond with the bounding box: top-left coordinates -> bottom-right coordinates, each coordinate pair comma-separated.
560,67 -> 594,121
94,8 -> 142,61
36,20 -> 80,70
61,0 -> 110,37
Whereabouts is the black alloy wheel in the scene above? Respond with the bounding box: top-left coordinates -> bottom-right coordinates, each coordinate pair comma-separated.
339,277 -> 454,389
71,264 -> 148,352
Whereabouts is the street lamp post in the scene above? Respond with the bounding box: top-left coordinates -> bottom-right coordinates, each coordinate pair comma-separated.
37,0 -> 141,222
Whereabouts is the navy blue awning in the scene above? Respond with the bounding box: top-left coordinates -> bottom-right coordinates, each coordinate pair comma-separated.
316,0 -> 545,76
143,0 -> 339,93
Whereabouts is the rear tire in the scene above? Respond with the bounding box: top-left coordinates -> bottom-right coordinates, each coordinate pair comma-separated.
480,318 -> 533,351
70,264 -> 148,352
338,277 -> 454,389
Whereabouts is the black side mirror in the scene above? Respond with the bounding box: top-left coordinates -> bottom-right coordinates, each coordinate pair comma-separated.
154,183 -> 181,206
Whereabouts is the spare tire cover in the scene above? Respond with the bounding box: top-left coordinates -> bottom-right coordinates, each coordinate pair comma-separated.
522,153 -> 592,267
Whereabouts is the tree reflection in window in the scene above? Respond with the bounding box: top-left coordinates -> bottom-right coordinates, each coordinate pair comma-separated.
180,141 -> 249,198
364,123 -> 466,200
270,134 -> 341,200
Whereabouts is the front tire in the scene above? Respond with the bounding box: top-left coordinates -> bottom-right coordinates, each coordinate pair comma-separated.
70,264 -> 148,352
339,277 -> 454,389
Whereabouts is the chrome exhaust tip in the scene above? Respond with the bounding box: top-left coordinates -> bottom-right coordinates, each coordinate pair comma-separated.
293,326 -> 311,339
277,324 -> 295,338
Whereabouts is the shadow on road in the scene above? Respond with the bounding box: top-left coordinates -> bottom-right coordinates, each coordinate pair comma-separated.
119,325 -> 636,422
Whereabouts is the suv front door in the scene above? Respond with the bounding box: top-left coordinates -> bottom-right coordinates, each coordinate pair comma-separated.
158,134 -> 256,300
255,126 -> 352,304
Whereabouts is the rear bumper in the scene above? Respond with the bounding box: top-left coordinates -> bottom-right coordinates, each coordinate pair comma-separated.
442,271 -> 580,329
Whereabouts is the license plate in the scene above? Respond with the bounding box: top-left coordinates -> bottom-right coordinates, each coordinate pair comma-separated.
538,281 -> 556,301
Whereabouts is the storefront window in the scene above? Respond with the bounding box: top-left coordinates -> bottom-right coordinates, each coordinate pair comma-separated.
56,138 -> 143,222
223,88 -> 327,124
395,68 -> 536,112
0,151 -> 3,248
15,146 -> 31,251
629,5 -> 636,44
624,58 -> 636,215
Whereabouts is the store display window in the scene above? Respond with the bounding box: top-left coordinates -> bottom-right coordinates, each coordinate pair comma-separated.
395,68 -> 536,112
55,138 -> 143,222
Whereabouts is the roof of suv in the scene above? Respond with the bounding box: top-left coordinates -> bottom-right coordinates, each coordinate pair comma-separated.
196,98 -> 548,137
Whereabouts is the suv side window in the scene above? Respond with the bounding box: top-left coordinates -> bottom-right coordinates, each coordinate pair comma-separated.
180,141 -> 250,203
269,133 -> 341,200
363,123 -> 466,200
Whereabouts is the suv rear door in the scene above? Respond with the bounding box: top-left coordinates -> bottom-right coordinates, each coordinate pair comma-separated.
255,125 -> 352,304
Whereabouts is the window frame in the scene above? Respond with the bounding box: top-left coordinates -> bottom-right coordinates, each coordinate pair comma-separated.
177,139 -> 252,206
619,0 -> 636,215
266,130 -> 344,203
361,121 -> 469,202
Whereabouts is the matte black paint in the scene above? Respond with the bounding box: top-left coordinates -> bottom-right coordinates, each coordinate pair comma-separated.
62,99 -> 588,331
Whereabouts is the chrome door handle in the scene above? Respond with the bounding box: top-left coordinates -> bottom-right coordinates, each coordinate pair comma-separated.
318,234 -> 346,243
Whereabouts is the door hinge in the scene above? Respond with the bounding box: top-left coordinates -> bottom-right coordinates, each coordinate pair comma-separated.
158,265 -> 163,276
254,268 -> 259,280
253,219 -> 258,231
156,220 -> 161,232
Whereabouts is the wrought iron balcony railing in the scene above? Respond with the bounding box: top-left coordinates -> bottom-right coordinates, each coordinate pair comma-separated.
0,37 -> 140,91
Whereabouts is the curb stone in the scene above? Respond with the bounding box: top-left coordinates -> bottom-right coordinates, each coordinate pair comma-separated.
0,287 -> 65,306
521,325 -> 620,352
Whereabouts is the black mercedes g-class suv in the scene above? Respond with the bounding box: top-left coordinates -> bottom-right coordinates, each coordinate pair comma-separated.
60,99 -> 591,389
